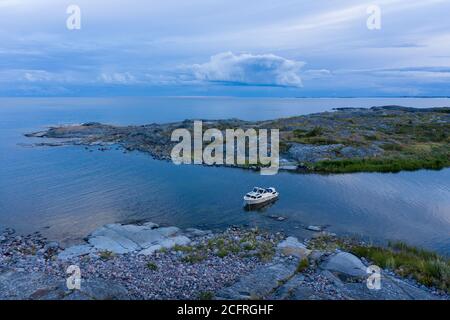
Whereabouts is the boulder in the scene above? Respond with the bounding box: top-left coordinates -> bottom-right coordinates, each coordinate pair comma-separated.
216,259 -> 299,300
269,215 -> 287,222
308,250 -> 326,263
185,228 -> 212,237
172,235 -> 191,246
156,227 -> 180,237
112,227 -> 164,248
58,244 -> 94,260
0,270 -> 64,300
312,231 -> 336,239
336,274 -> 437,300
277,237 -> 311,259
306,225 -> 322,232
88,236 -> 138,254
159,239 -> 176,249
89,224 -> 157,252
138,245 -> 162,256
143,222 -> 159,229
320,252 -> 366,278
64,279 -> 129,300
269,274 -> 336,300
63,223 -> 192,256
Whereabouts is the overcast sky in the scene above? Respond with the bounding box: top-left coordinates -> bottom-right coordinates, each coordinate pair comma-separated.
0,0 -> 449,97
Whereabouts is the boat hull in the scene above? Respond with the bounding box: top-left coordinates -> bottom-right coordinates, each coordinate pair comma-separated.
243,193 -> 279,206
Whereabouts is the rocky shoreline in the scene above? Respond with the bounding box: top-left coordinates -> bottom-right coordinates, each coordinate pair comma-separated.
1,223 -> 448,300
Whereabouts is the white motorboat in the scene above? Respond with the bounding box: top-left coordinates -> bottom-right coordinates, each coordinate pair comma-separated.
244,187 -> 279,206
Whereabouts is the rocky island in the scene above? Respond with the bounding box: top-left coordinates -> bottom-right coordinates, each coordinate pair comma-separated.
25,106 -> 450,174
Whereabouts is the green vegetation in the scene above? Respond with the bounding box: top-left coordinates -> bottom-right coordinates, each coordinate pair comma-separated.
311,154 -> 449,173
207,237 -> 241,258
349,242 -> 450,292
256,241 -> 276,262
294,126 -> 324,138
394,123 -> 449,143
306,233 -> 346,251
146,262 -> 158,271
198,291 -> 215,300
181,252 -> 207,264
296,258 -> 309,273
364,134 -> 379,141
306,234 -> 449,293
279,108 -> 450,173
381,143 -> 403,151
99,250 -> 115,261
179,229 -> 278,264
173,244 -> 194,253
291,126 -> 344,145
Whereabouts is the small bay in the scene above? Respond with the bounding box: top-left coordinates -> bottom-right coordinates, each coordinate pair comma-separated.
0,97 -> 449,254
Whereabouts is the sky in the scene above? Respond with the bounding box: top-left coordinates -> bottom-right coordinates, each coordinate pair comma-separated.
0,0 -> 449,97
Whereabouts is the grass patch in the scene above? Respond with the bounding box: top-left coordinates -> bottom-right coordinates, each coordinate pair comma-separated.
98,250 -> 115,261
208,237 -> 242,258
179,230 -> 277,263
394,123 -> 449,143
349,241 -> 450,292
198,291 -> 214,300
173,244 -> 194,253
293,126 -> 324,138
159,247 -> 169,254
291,126 -> 345,145
381,143 -> 404,151
217,248 -> 229,258
257,241 -> 275,262
182,252 -> 207,264
290,136 -> 343,145
311,155 -> 449,173
364,134 -> 379,141
146,262 -> 158,271
241,241 -> 257,251
306,234 -> 344,251
296,258 -> 309,273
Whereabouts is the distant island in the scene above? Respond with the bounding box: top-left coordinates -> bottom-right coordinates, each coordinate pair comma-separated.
26,106 -> 450,174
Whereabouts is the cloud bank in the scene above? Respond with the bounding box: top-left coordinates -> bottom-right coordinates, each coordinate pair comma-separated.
0,0 -> 449,96
190,52 -> 305,87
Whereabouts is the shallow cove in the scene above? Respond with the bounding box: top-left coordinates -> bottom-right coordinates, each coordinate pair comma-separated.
0,97 -> 449,255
